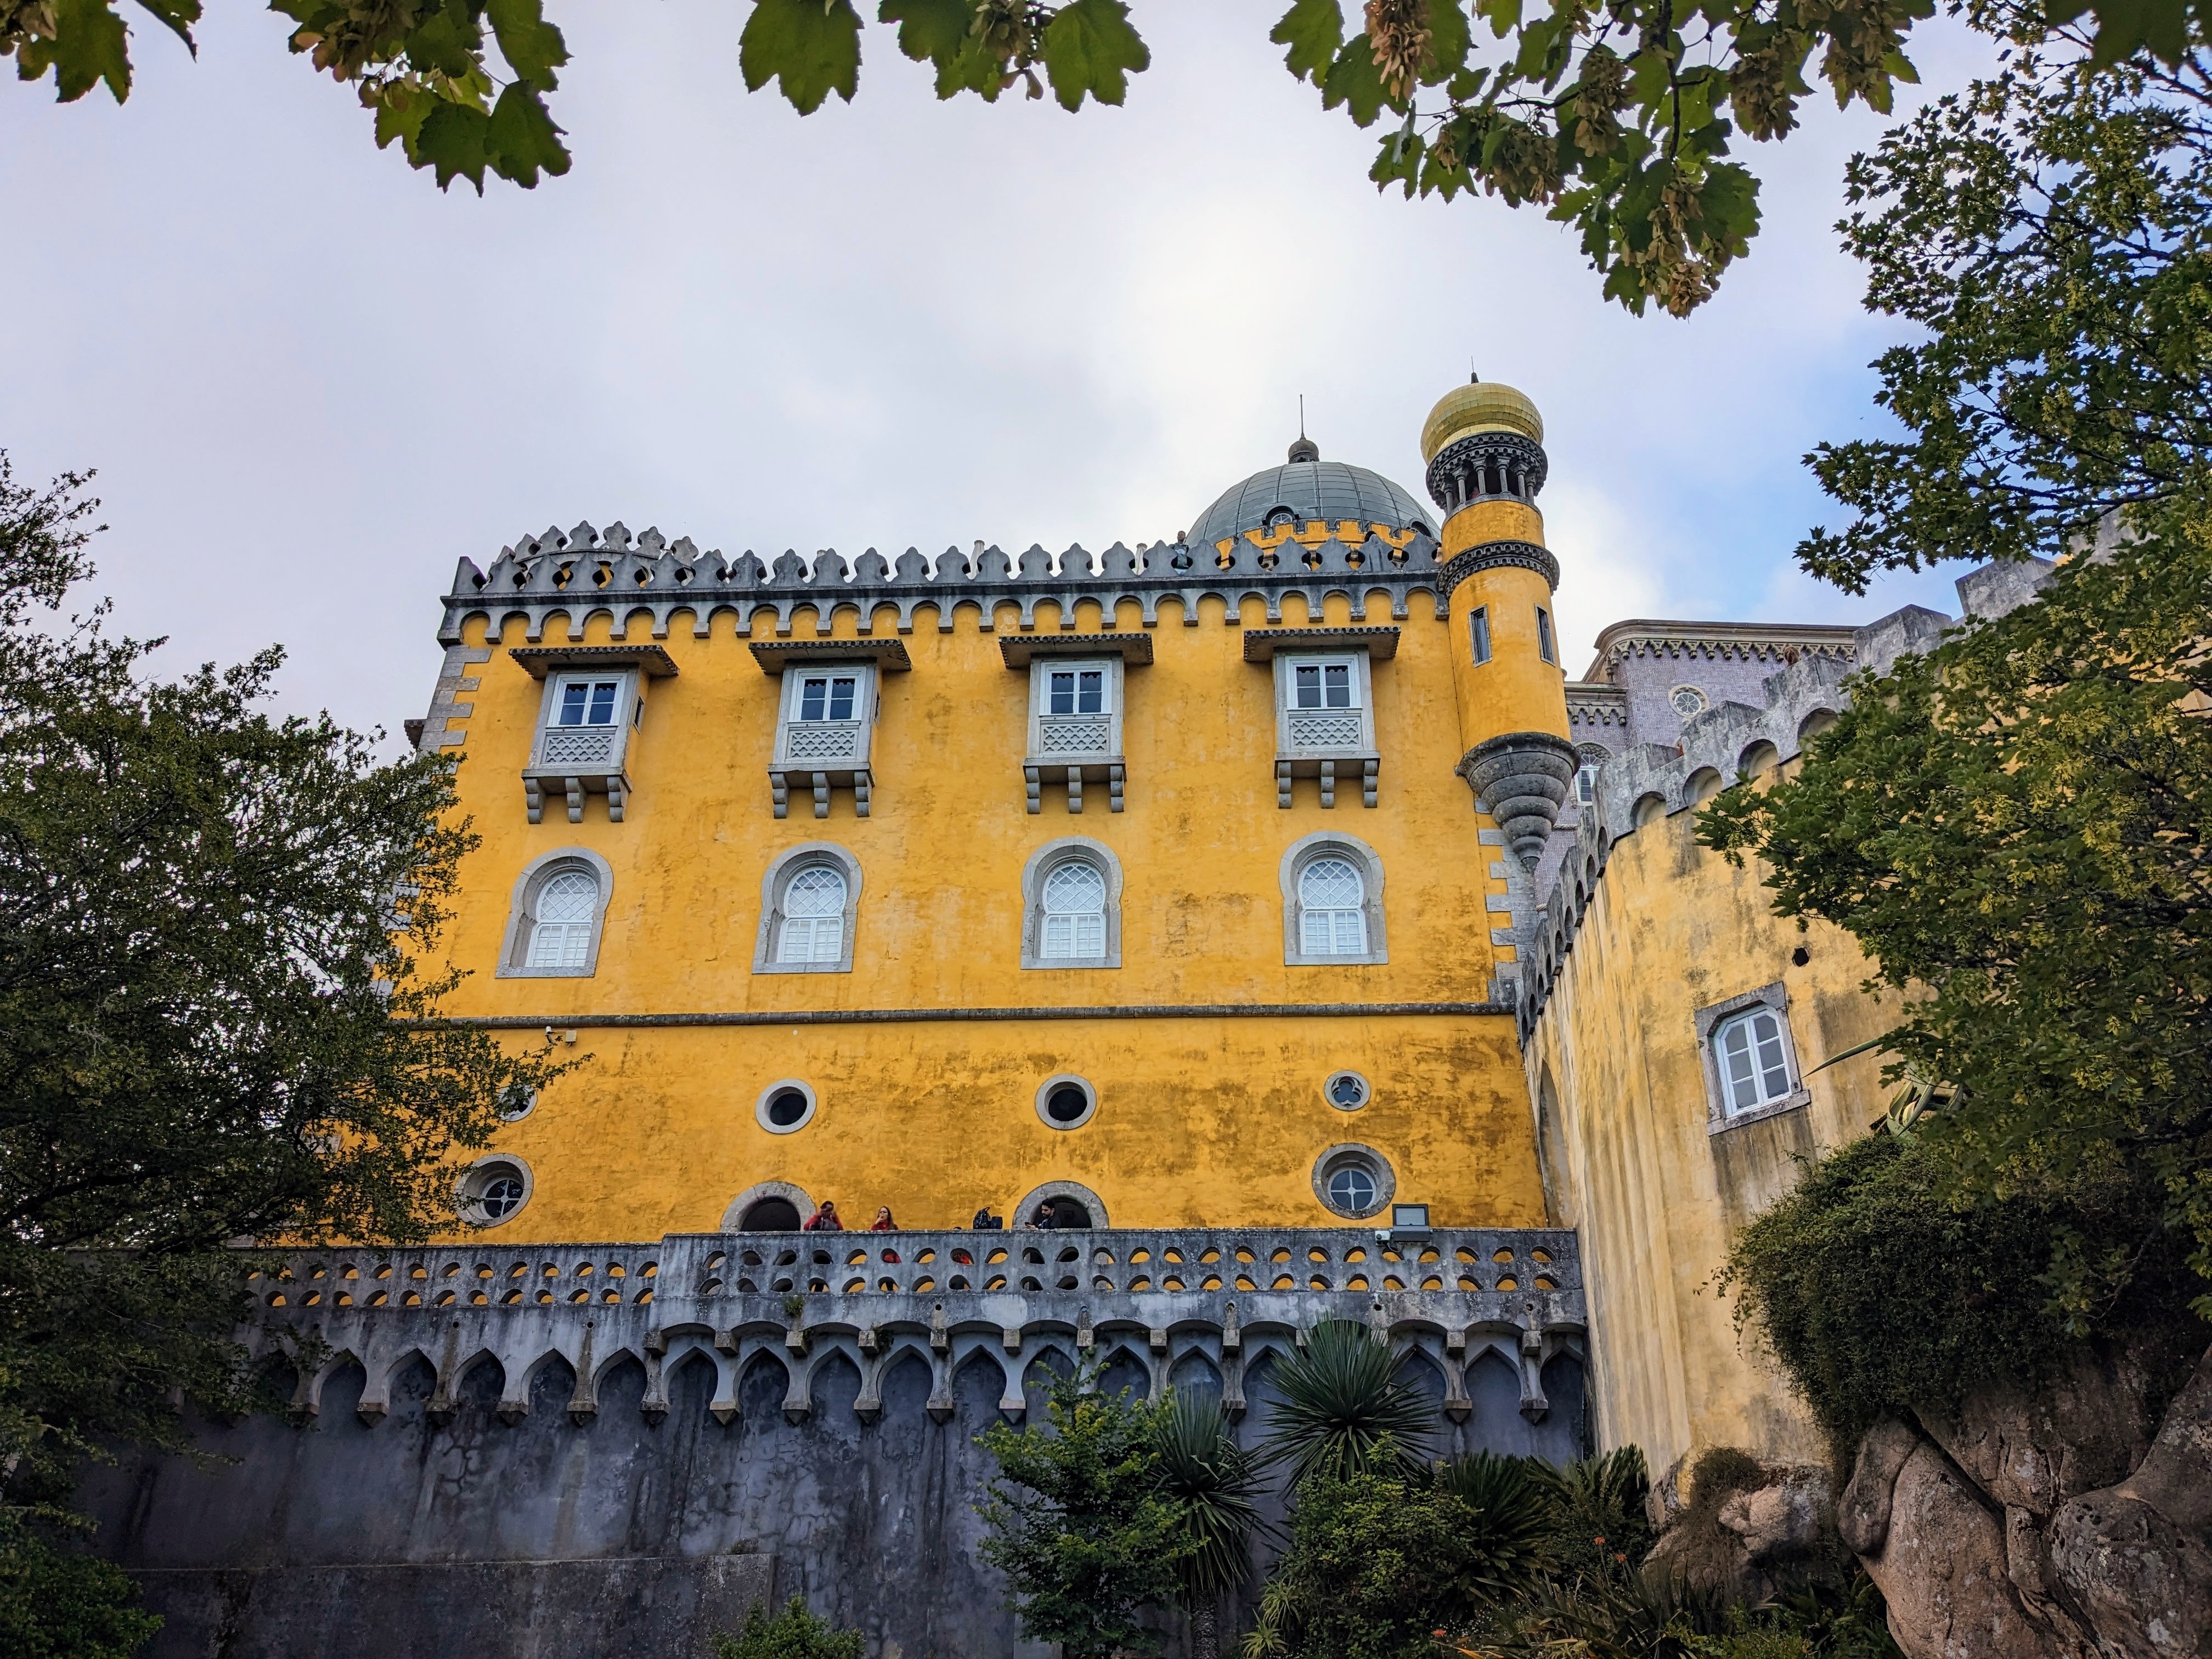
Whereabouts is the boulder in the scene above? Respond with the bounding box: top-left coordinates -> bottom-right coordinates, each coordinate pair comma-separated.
1839,1417 -> 1921,1556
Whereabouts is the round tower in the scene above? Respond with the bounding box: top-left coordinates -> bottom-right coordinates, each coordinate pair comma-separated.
1421,376 -> 1576,868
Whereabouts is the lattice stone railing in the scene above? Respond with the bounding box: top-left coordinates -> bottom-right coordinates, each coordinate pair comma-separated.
1285,712 -> 1366,750
1034,717 -> 1113,755
534,727 -> 620,767
252,1226 -> 1585,1430
778,720 -> 862,761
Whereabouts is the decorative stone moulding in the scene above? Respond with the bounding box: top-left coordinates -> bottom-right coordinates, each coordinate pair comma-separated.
1461,733 -> 1579,869
1006,635 -> 1149,815
1440,540 -> 1562,596
437,526 -> 1452,651
1425,431 -> 1550,512
247,1224 -> 1586,1431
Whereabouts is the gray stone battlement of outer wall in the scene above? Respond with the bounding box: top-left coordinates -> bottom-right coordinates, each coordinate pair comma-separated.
438,520 -> 1459,645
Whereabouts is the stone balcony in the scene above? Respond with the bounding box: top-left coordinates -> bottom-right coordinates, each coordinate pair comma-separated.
253,1224 -> 1587,1434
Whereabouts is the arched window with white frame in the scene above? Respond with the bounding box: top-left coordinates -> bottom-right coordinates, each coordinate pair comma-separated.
753,844 -> 864,975
496,849 -> 616,980
1280,833 -> 1388,966
1021,838 -> 1124,970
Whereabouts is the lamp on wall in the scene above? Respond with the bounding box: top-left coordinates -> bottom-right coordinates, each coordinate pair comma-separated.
1381,1202 -> 1431,1240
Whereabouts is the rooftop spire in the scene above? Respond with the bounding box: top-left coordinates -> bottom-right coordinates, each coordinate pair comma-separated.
1288,397 -> 1320,464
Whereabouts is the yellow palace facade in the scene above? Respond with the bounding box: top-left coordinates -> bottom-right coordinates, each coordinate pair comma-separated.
414,377 -> 1575,1244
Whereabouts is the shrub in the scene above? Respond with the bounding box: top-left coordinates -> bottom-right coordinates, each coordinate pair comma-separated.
713,1596 -> 864,1659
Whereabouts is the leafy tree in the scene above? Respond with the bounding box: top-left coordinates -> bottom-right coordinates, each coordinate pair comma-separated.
1152,1389 -> 1268,1659
1242,1449 -> 1547,1659
0,455 -> 561,1649
9,0 -> 2205,314
975,1361 -> 1189,1659
1258,1317 -> 1435,1487
1795,43 -> 2212,591
713,1595 -> 866,1659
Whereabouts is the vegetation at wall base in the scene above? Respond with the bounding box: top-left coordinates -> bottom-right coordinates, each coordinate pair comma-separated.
1257,1317 -> 1435,1486
712,1596 -> 865,1659
0,455 -> 563,1655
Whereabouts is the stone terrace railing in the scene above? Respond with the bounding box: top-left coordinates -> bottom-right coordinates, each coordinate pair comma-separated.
252,1226 -> 1585,1430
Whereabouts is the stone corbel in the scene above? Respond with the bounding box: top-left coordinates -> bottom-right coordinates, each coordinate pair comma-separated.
1516,1324 -> 1550,1422
781,1362 -> 812,1424
563,776 -> 585,824
925,1351 -> 955,1424
523,777 -> 545,825
566,1323 -> 599,1425
639,1348 -> 669,1423
426,1322 -> 461,1427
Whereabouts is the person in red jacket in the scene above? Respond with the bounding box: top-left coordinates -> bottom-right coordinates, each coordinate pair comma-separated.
802,1199 -> 843,1232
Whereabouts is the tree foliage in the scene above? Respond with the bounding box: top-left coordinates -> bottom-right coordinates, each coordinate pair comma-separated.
713,1596 -> 866,1659
1796,43 -> 2212,591
0,455 -> 561,1647
974,1362 -> 1189,1659
8,0 -> 2207,313
1152,1389 -> 1267,1658
1257,1317 -> 1435,1487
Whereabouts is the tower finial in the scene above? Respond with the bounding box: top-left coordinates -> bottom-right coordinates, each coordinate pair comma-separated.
1299,393 -> 1306,439
1287,393 -> 1320,464
1470,358 -> 1480,385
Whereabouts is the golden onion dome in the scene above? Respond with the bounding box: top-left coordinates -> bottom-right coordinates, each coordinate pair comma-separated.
1419,377 -> 1544,462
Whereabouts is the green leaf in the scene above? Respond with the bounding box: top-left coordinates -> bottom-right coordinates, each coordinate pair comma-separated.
486,81 -> 570,186
414,99 -> 491,191
1040,0 -> 1149,112
400,4 -> 484,80
1271,0 -> 1342,84
1423,0 -> 1470,82
131,0 -> 201,50
370,80 -> 435,154
740,0 -> 863,115
486,0 -> 567,89
878,0 -> 966,64
1321,32 -> 1395,127
18,0 -> 134,103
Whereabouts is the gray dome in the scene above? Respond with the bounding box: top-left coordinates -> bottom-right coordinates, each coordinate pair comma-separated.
1188,454 -> 1433,548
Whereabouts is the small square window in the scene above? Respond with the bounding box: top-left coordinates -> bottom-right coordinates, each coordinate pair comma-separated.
799,675 -> 857,722
1048,668 -> 1108,715
1470,606 -> 1492,665
1293,662 -> 1355,709
557,679 -> 621,726
1696,985 -> 1810,1130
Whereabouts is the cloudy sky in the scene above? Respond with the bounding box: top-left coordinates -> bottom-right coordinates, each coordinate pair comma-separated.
5,4 -> 1994,745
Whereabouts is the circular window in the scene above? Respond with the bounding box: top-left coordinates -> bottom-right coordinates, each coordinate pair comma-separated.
1669,685 -> 1709,719
460,1157 -> 532,1228
1312,1144 -> 1395,1219
755,1080 -> 819,1136
1324,1070 -> 1372,1111
1035,1074 -> 1098,1131
496,1084 -> 537,1122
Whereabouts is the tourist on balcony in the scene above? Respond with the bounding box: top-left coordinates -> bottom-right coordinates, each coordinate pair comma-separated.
871,1206 -> 900,1261
1025,1201 -> 1058,1231
970,1206 -> 1003,1231
802,1200 -> 843,1232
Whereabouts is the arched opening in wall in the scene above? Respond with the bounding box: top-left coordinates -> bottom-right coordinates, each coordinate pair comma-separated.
1463,1349 -> 1536,1458
1686,766 -> 1725,804
387,1352 -> 437,1425
741,1197 -> 803,1232
1168,1350 -> 1223,1403
1798,708 -> 1838,741
319,1358 -> 369,1429
1534,1352 -> 1593,1463
670,1350 -> 719,1425
813,1350 -> 864,1423
1041,1196 -> 1092,1228
1023,1346 -> 1076,1420
458,1353 -> 506,1415
529,1353 -> 578,1417
1738,741 -> 1780,777
1632,792 -> 1667,829
880,1352 -> 934,1420
739,1353 -> 791,1428
597,1354 -> 648,1418
1097,1347 -> 1151,1402
251,1351 -> 300,1413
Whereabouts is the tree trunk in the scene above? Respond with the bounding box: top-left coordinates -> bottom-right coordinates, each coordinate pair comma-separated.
1191,1600 -> 1218,1659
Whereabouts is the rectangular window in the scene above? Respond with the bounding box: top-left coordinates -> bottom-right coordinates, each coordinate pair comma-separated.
1293,662 -> 1356,710
1536,606 -> 1557,665
798,675 -> 859,722
557,679 -> 621,726
1047,668 -> 1108,715
1470,606 -> 1492,664
778,916 -> 844,964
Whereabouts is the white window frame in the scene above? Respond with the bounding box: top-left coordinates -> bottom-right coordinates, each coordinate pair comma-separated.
1694,983 -> 1812,1132
525,668 -> 642,824
1536,606 -> 1558,665
1279,831 -> 1389,967
1271,650 -> 1380,809
496,848 -> 616,979
754,843 -> 864,975
1020,837 -> 1124,970
1311,1143 -> 1395,1220
1469,605 -> 1492,665
458,1155 -> 533,1228
1024,655 -> 1127,814
770,661 -> 879,820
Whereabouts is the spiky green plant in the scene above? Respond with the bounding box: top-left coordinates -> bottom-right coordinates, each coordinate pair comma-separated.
1433,1451 -> 1555,1601
1153,1390 -> 1269,1659
1258,1319 -> 1434,1487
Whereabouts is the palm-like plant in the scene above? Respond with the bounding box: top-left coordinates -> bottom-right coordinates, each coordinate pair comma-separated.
1435,1451 -> 1556,1604
1257,1318 -> 1434,1487
1153,1390 -> 1269,1659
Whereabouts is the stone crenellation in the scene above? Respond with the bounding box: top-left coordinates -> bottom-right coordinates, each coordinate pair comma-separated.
438,522 -> 1458,647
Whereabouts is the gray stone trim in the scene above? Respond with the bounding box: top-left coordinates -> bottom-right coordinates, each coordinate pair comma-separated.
1009,1180 -> 1110,1229
1000,632 -> 1155,667
752,843 -> 862,975
1311,1143 -> 1396,1218
1279,831 -> 1389,967
509,644 -> 678,679
1033,1074 -> 1099,1131
1242,624 -> 1401,663
1693,983 -> 1812,1134
1322,1070 -> 1372,1111
749,639 -> 912,674
1019,837 -> 1124,970
1583,618 -> 1858,684
436,524 -> 1455,647
416,642 -> 492,755
1425,430 -> 1550,509
754,1079 -> 819,1136
457,1154 -> 533,1228
1458,732 -> 1578,870
494,848 -> 616,979
421,1000 -> 1512,1030
719,1180 -> 816,1231
1438,540 -> 1561,598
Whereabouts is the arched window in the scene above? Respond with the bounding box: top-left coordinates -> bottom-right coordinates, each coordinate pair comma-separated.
1298,857 -> 1367,955
1021,838 -> 1124,969
754,844 -> 863,974
777,866 -> 848,964
1040,862 -> 1107,959
1714,1007 -> 1795,1113
1280,833 -> 1387,966
497,849 -> 614,979
527,870 -> 599,968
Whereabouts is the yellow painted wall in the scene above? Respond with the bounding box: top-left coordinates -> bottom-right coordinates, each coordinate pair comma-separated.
1521,775 -> 1902,1475
432,585 -> 1558,1244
